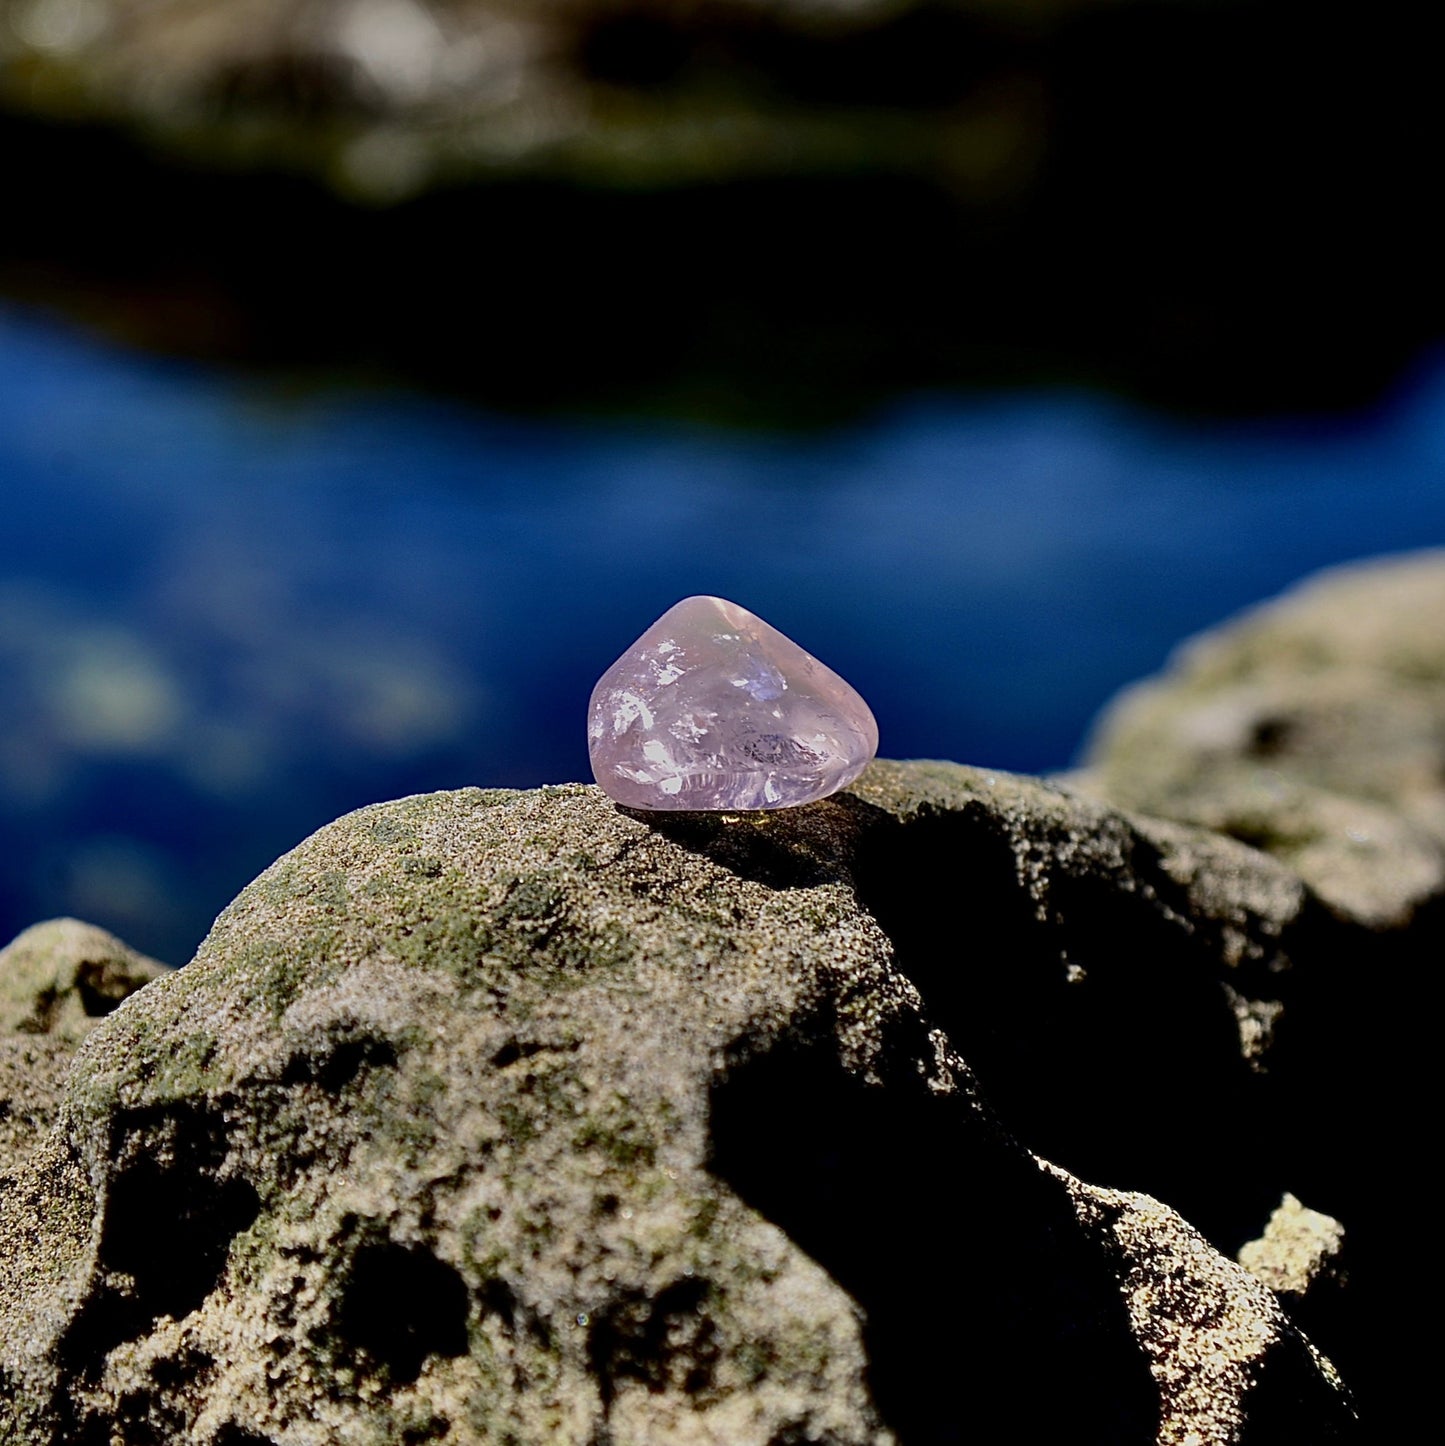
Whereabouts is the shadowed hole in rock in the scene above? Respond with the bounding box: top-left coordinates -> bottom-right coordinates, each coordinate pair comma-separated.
587,1277 -> 717,1408
112,1382 -> 196,1446
75,957 -> 151,1017
336,1242 -> 469,1384
1247,715 -> 1298,757
400,1418 -> 453,1444
66,1420 -> 110,1446
17,986 -> 59,1033
52,1108 -> 259,1442
213,1428 -> 281,1446
60,1106 -> 261,1375
101,1167 -> 260,1331
280,1034 -> 398,1091
850,809 -> 1281,1250
150,1346 -> 214,1392
1244,896 -> 1438,1433
708,1033 -> 1157,1445
478,1275 -> 517,1332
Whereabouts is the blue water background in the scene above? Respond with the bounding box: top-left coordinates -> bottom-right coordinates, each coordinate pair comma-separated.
3,304 -> 1444,961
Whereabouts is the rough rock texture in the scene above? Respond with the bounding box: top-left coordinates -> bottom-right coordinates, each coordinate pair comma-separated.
1082,549 -> 1445,929
0,917 -> 170,1047
1236,1192 -> 1352,1386
9,551 -> 1443,1443
1239,1193 -> 1347,1301
0,763 -> 1359,1445
0,919 -> 168,1179
1077,551 -> 1445,1425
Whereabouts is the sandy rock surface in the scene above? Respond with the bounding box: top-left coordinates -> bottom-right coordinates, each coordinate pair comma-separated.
1082,550 -> 1445,928
0,762 -> 1358,1444
11,550 -> 1443,1443
0,918 -> 169,1179
0,916 -> 170,1046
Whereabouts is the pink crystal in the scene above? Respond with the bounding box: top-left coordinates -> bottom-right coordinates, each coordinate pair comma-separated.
588,596 -> 879,811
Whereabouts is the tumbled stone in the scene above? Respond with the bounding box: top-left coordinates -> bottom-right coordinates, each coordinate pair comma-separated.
587,595 -> 878,810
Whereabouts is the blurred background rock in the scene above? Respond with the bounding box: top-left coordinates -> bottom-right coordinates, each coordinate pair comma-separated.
1,0 -> 1442,961
3,0 -> 1437,415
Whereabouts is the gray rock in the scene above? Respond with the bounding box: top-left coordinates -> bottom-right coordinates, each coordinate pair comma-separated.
1080,550 -> 1445,928
0,766 -> 1356,1443
0,917 -> 171,1046
1074,552 -> 1445,1427
0,919 -> 170,1181
0,1035 -> 77,1181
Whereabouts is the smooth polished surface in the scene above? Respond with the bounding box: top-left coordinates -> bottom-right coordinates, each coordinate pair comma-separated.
588,596 -> 879,810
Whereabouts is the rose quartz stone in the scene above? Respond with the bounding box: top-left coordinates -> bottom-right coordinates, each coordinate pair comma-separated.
588,596 -> 878,810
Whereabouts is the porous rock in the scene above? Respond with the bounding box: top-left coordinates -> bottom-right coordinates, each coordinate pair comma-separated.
0,1036 -> 77,1183
1239,1193 -> 1347,1301
1054,1169 -> 1351,1446
1081,550 -> 1445,928
0,763 -> 1359,1444
1076,551 -> 1445,1426
0,917 -> 170,1046
0,918 -> 169,1180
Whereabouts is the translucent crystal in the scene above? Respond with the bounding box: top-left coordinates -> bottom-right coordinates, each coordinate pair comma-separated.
588,596 -> 878,810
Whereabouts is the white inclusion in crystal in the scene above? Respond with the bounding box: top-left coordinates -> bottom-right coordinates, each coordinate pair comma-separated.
641,739 -> 671,767
612,690 -> 654,736
659,776 -> 684,795
670,711 -> 710,743
653,661 -> 684,685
